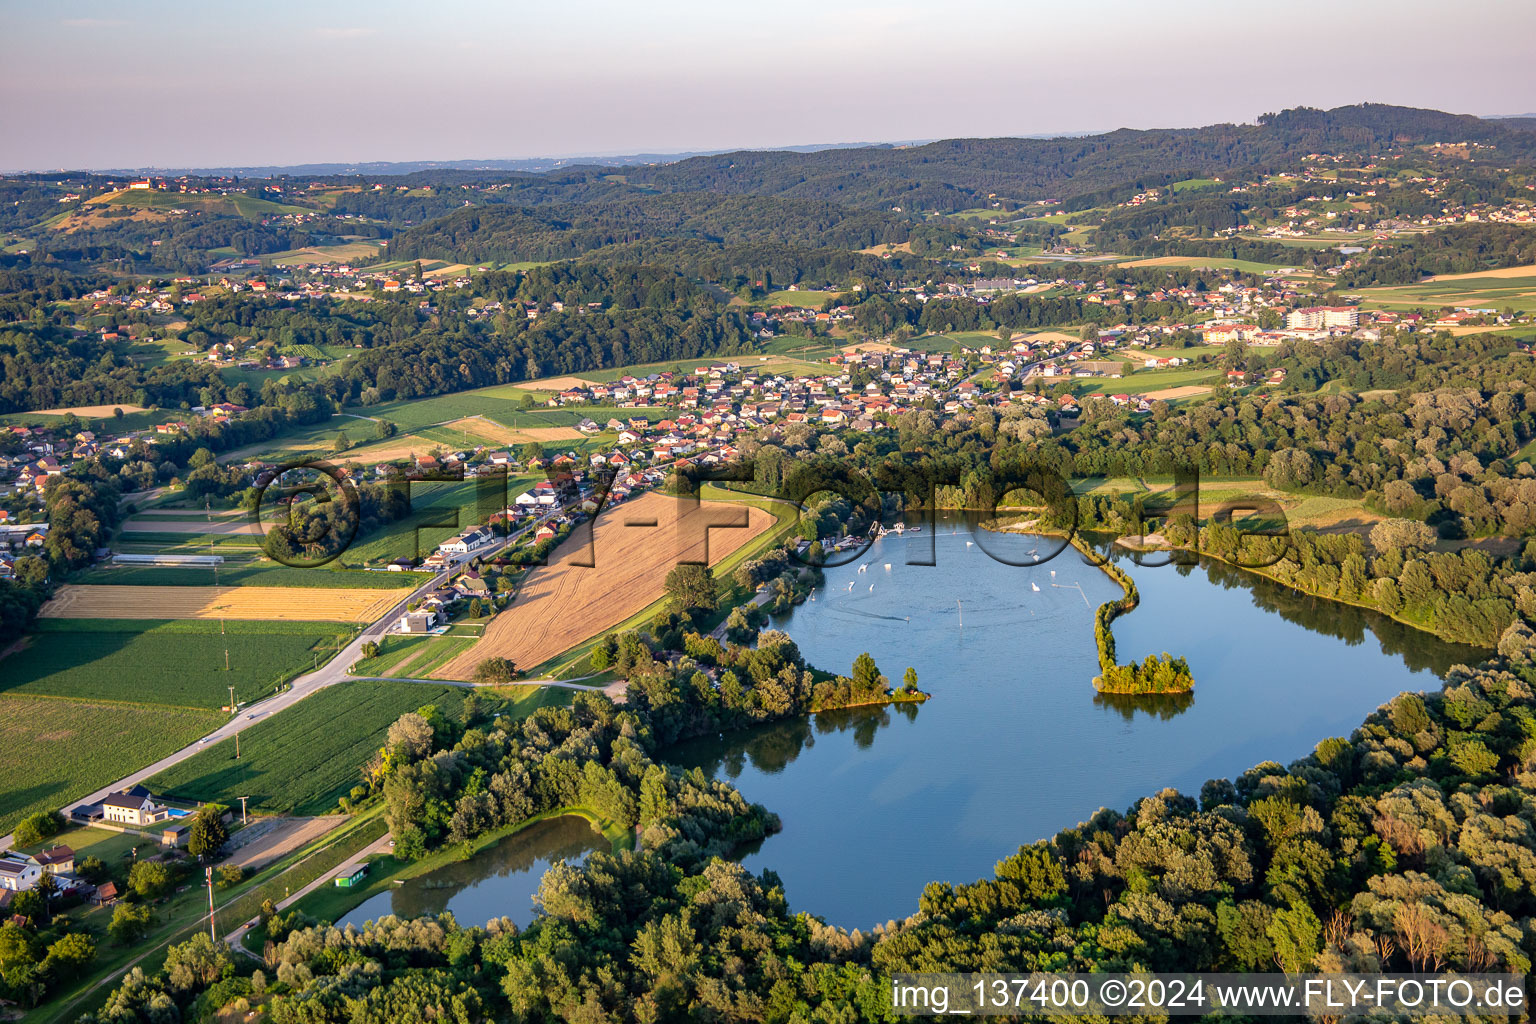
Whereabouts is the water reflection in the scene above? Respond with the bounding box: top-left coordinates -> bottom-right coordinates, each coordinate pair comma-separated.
668,521 -> 1480,929
689,704 -> 916,780
1093,689 -> 1196,722
334,816 -> 606,931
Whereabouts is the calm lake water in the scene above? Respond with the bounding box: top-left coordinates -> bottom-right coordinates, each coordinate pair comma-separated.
667,522 -> 1481,929
335,815 -> 606,930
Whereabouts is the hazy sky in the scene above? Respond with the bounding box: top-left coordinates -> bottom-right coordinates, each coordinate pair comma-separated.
4,0 -> 1536,170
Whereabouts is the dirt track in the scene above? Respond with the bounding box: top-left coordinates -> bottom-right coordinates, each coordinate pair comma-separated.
441,491 -> 773,676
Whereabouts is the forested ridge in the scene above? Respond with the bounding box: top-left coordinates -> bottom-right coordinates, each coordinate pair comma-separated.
384,193 -> 945,264
603,104 -> 1536,211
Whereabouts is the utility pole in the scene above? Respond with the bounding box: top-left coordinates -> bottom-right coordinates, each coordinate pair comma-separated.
227,685 -> 235,715
238,796 -> 248,825
235,731 -> 241,760
206,866 -> 216,941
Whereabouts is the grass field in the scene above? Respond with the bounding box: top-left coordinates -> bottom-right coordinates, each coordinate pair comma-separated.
1,619 -> 353,709
148,681 -> 467,816
441,490 -> 774,678
1353,272 -> 1536,315
352,393 -> 592,434
1072,366 -> 1222,397
349,635 -> 432,676
0,407 -> 179,433
1115,255 -> 1305,275
0,695 -> 225,836
77,563 -> 435,588
1517,437 -> 1536,468
39,584 -> 408,622
763,289 -> 838,307
266,241 -> 388,266
87,189 -> 313,219
403,636 -> 477,679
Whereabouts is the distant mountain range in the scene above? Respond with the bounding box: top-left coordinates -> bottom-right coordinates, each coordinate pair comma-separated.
82,142 -> 916,179
77,133 -> 1102,179
36,105 -> 1536,217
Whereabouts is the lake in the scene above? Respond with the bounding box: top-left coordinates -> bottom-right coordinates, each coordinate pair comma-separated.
668,523 -> 1480,929
334,815 -> 607,930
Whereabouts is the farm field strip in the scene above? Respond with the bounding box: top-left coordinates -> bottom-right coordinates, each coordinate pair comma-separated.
39,585 -> 409,622
2,619 -> 352,709
121,518 -> 264,535
440,490 -> 773,677
0,695 -> 226,836
349,635 -> 432,676
1138,384 -> 1214,401
148,682 -> 467,816
79,564 -> 435,588
400,636 -> 476,679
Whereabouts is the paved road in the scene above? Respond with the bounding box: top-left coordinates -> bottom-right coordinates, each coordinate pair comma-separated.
0,455 -> 714,852
0,566 -> 455,853
224,830 -> 394,955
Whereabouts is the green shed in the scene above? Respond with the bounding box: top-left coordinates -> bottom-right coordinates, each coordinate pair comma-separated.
334,864 -> 369,888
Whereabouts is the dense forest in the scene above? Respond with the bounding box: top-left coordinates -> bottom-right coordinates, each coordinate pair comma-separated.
384,193 -> 961,264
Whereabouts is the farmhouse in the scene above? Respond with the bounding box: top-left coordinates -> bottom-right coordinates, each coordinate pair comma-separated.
100,791 -> 166,826
439,525 -> 494,555
34,846 -> 75,875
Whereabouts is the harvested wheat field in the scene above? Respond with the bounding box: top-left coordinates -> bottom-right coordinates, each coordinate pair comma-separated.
1026,330 -> 1081,346
840,341 -> 903,354
1140,385 -> 1212,401
516,426 -> 587,441
1427,263 -> 1536,282
40,585 -> 408,622
520,375 -> 598,391
443,416 -> 522,445
442,491 -> 773,677
34,404 -> 148,417
441,416 -> 582,444
122,518 -> 264,535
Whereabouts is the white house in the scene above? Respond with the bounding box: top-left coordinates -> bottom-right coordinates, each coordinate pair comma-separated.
0,853 -> 42,891
438,526 -> 494,556
100,791 -> 164,826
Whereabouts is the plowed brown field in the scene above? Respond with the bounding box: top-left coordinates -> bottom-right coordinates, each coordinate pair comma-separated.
441,491 -> 773,677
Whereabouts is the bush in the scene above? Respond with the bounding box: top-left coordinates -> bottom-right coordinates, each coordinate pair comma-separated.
13,810 -> 66,848
472,657 -> 515,684
128,860 -> 172,900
